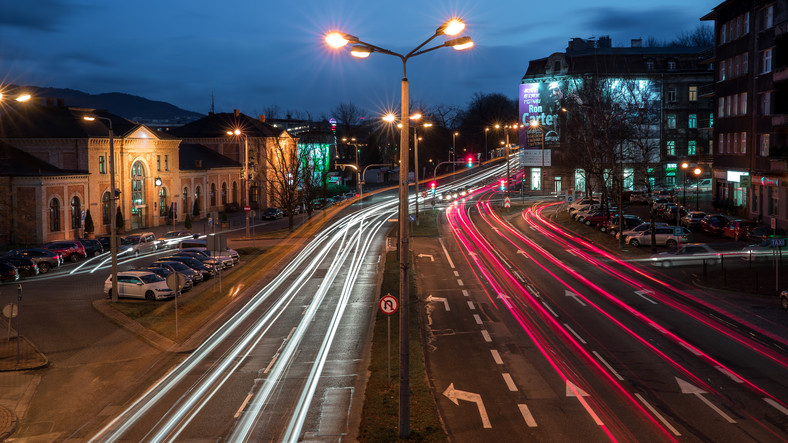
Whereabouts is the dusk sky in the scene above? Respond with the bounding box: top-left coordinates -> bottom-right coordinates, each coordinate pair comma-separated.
1,0 -> 720,120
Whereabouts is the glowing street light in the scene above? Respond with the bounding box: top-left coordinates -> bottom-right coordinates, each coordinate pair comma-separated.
226,129 -> 250,237
326,18 -> 472,438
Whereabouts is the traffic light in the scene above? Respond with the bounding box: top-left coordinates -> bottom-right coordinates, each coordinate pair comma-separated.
467,156 -> 473,168
500,179 -> 506,191
430,181 -> 437,193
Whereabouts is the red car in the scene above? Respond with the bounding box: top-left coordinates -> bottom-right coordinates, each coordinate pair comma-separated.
699,214 -> 730,234
44,241 -> 87,262
721,219 -> 758,241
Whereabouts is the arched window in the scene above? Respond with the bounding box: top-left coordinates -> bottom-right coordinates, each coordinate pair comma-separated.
159,187 -> 168,217
210,183 -> 217,206
194,186 -> 201,215
70,196 -> 81,229
102,192 -> 111,225
49,198 -> 61,232
221,182 -> 227,205
232,181 -> 238,203
182,186 -> 189,218
131,161 -> 145,206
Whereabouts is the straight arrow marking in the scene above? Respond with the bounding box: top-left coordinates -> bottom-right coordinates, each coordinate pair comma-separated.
565,290 -> 586,306
676,377 -> 736,423
442,383 -> 492,428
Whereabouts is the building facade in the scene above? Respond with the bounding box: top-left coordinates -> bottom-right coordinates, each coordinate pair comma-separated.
702,0 -> 787,229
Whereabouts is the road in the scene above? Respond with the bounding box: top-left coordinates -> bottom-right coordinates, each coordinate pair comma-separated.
415,186 -> 788,441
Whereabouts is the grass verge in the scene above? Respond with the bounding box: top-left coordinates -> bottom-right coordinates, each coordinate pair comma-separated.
357,250 -> 446,442
411,210 -> 440,237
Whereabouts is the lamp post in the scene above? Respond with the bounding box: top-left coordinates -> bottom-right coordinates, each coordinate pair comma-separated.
389,115 -> 431,219
343,137 -> 362,196
84,115 -> 118,302
227,130 -> 250,237
484,127 -> 489,162
326,20 -> 472,438
451,131 -> 459,183
529,120 -> 545,191
693,167 -> 702,211
680,162 -> 689,207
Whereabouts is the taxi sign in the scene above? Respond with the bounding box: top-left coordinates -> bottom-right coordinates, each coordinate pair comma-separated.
379,294 -> 398,315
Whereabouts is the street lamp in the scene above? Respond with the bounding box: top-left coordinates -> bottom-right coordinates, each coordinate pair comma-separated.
484,127 -> 489,161
326,19 -> 472,438
342,137 -> 362,196
529,120 -> 545,191
227,129 -> 250,237
452,131 -> 459,183
693,167 -> 702,211
83,115 -> 119,302
681,162 -> 689,206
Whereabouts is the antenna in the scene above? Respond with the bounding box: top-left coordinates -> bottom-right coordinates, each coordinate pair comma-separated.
210,92 -> 215,114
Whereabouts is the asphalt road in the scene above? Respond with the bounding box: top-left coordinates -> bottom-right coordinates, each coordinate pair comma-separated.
414,187 -> 788,441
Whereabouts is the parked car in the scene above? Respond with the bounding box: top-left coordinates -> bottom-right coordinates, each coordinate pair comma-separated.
3,248 -> 62,274
163,255 -> 216,279
699,214 -> 730,235
96,235 -> 132,252
604,215 -> 644,236
616,222 -> 668,240
178,239 -> 239,264
44,241 -> 87,262
746,225 -> 787,243
155,230 -> 193,249
721,220 -> 758,241
650,243 -> 720,267
78,238 -> 104,257
179,247 -> 234,268
123,232 -> 157,255
262,207 -> 284,220
583,210 -> 617,227
661,205 -> 688,224
781,291 -> 788,311
0,262 -> 19,282
568,198 -> 600,213
741,238 -> 788,262
138,266 -> 193,292
625,226 -> 693,248
0,257 -> 39,278
150,260 -> 203,284
103,270 -> 174,300
680,211 -> 707,229
172,251 -> 226,270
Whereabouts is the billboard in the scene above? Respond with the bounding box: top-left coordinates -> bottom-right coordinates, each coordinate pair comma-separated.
519,81 -> 568,151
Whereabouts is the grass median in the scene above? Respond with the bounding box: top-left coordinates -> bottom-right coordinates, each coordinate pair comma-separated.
357,250 -> 446,442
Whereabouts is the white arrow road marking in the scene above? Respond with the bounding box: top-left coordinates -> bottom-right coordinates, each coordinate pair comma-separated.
418,253 -> 434,261
426,295 -> 450,311
497,293 -> 510,301
518,404 -> 538,427
565,290 -> 586,306
635,290 -> 658,304
517,249 -> 527,255
676,377 -> 736,423
635,393 -> 681,436
442,383 -> 492,428
566,381 -> 590,397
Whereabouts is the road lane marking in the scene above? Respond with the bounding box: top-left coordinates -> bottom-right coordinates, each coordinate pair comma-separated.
286,327 -> 296,341
563,323 -> 587,344
457,279 -> 464,286
764,398 -> 788,417
453,270 -> 460,277
442,383 -> 491,428
502,373 -> 517,391
678,341 -> 702,356
426,295 -> 450,311
518,404 -> 538,427
491,349 -> 503,365
635,289 -> 658,304
715,366 -> 743,383
676,377 -> 736,423
565,290 -> 586,306
513,271 -> 525,282
263,352 -> 280,374
234,393 -> 254,419
481,330 -> 492,342
462,290 -> 469,297
635,393 -> 681,436
439,238 -> 455,269
467,301 -> 475,310
592,351 -> 624,381
541,301 -> 559,317
473,314 -> 483,325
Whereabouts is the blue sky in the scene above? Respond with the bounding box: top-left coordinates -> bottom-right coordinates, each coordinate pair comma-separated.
0,0 -> 720,119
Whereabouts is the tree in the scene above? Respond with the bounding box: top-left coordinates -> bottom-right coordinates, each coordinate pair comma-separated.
184,214 -> 192,230
192,199 -> 200,217
84,210 -> 94,236
266,132 -> 305,230
456,92 -> 518,156
332,102 -> 365,136
672,24 -> 713,47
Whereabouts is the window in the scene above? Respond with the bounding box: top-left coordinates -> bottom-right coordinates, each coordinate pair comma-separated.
688,140 -> 696,155
667,87 -> 677,102
743,52 -> 748,74
210,183 -> 216,206
732,94 -> 738,116
709,113 -> 714,128
718,97 -> 725,117
667,59 -> 676,71
739,92 -> 747,115
744,11 -> 750,34
49,198 -> 60,232
131,161 -> 144,206
761,92 -> 771,115
760,133 -> 770,156
741,132 -> 747,154
70,196 -> 81,230
720,23 -> 727,43
719,60 -> 727,81
99,156 -> 106,174
667,114 -> 677,129
646,59 -> 654,70
762,48 -> 772,74
769,186 -> 778,216
733,133 -> 740,154
102,192 -> 111,225
688,86 -> 697,101
232,181 -> 238,203
688,114 -> 697,129
727,133 -> 732,153
718,134 -> 725,154
165,155 -> 169,171
221,182 -> 227,205
667,140 -> 676,156
764,5 -> 774,29
159,187 -> 167,217
156,155 -> 161,172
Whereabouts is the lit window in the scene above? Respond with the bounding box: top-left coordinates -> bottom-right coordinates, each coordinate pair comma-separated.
99,155 -> 106,174
688,86 -> 697,101
667,140 -> 676,156
762,48 -> 772,73
761,92 -> 771,115
688,114 -> 697,129
739,92 -> 747,115
688,140 -> 696,155
667,114 -> 677,129
741,132 -> 747,154
764,5 -> 773,29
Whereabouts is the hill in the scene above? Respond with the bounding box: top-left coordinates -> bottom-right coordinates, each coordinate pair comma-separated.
10,85 -> 204,123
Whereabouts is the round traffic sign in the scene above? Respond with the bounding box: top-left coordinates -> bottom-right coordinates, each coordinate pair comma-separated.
166,272 -> 186,292
2,303 -> 18,319
244,205 -> 251,213
379,294 -> 398,315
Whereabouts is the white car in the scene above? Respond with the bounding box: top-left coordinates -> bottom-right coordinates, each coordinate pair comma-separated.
625,226 -> 692,248
617,222 -> 668,239
650,243 -> 720,267
104,270 -> 175,300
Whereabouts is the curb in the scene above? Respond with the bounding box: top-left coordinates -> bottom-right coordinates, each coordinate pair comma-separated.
0,405 -> 17,442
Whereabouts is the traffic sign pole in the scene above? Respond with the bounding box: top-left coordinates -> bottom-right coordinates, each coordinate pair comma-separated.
379,294 -> 398,384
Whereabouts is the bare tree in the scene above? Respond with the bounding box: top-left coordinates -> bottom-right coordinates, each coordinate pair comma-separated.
262,104 -> 281,119
332,102 -> 365,135
265,132 -> 303,230
672,24 -> 714,47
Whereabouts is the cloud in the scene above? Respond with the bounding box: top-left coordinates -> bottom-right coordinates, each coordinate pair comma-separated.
577,7 -> 703,41
0,0 -> 72,32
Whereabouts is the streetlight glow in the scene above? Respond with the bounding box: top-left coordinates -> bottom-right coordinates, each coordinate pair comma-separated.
350,45 -> 372,58
325,31 -> 356,48
438,18 -> 465,36
15,94 -> 31,102
447,36 -> 474,50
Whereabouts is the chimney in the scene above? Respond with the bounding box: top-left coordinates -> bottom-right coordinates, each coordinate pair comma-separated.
631,38 -> 642,48
57,98 -> 64,107
234,109 -> 240,117
259,115 -> 266,123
